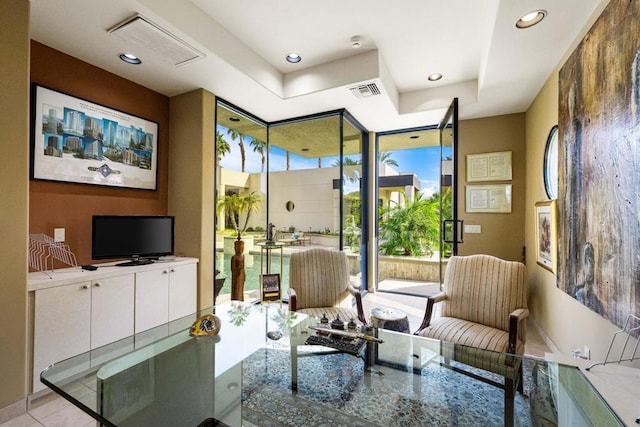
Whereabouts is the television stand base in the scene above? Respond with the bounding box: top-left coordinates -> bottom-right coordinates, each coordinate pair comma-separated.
116,258 -> 155,267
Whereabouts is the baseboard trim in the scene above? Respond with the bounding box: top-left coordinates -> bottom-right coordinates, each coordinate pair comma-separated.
0,398 -> 27,424
529,314 -> 560,354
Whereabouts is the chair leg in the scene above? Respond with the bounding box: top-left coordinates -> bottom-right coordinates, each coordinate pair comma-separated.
290,344 -> 298,392
504,377 -> 515,427
517,365 -> 524,394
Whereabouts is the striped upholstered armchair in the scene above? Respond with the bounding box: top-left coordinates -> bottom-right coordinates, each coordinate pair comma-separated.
287,248 -> 366,325
414,254 -> 528,421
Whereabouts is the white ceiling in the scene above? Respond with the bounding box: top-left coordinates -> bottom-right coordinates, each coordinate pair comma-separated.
29,0 -> 606,132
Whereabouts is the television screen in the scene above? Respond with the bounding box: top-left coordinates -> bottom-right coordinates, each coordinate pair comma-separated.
92,215 -> 174,265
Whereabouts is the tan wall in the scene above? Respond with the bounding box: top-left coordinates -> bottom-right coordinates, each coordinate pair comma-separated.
0,0 -> 30,410
29,42 -> 171,266
457,114 -> 526,262
169,90 -> 215,310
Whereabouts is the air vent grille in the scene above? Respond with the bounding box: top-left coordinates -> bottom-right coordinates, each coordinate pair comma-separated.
108,14 -> 204,66
348,82 -> 382,98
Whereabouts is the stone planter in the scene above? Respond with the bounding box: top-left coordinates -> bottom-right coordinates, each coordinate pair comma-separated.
308,233 -> 339,248
377,255 -> 444,283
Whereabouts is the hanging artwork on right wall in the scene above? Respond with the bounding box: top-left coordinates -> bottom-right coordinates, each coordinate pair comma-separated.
557,0 -> 640,329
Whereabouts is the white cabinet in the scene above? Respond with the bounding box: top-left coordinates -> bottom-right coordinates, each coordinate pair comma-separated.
29,257 -> 198,394
168,263 -> 197,321
135,263 -> 197,333
90,275 -> 135,348
135,268 -> 170,333
32,274 -> 135,393
33,282 -> 91,393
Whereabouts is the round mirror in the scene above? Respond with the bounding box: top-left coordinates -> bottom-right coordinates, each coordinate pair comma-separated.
285,201 -> 295,212
543,125 -> 559,200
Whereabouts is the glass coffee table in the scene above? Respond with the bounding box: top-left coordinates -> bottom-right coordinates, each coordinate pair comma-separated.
40,301 -> 624,426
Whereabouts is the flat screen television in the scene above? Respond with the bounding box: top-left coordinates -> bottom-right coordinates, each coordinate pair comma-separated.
92,215 -> 174,266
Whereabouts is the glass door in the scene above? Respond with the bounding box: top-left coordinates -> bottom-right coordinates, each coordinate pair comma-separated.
375,126 -> 443,297
439,98 -> 460,286
374,98 -> 458,296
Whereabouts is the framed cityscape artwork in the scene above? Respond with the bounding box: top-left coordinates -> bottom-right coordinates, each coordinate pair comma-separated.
31,84 -> 158,190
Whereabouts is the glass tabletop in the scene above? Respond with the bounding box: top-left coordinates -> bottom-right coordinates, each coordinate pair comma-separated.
41,301 -> 623,427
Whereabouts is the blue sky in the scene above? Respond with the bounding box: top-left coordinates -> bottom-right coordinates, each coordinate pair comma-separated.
218,125 -> 449,197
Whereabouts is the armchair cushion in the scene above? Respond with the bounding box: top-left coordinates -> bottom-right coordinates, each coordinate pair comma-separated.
439,255 -> 527,332
415,254 -> 528,357
288,248 -> 366,324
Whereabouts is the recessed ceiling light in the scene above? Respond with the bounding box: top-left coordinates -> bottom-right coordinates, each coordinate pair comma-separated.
350,36 -> 362,49
516,10 -> 546,29
427,73 -> 443,82
410,135 -> 420,139
301,148 -> 309,152
286,53 -> 301,63
229,116 -> 240,122
119,53 -> 141,65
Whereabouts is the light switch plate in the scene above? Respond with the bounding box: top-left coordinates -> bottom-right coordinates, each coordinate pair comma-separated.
54,228 -> 65,242
464,224 -> 481,234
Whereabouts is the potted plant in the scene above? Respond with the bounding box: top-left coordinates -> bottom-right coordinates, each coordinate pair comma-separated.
217,191 -> 262,301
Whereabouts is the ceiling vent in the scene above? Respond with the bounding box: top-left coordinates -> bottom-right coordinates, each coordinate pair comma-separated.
348,82 -> 382,99
108,14 -> 205,66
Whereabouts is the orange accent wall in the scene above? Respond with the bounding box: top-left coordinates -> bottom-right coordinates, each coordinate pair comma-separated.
29,41 -> 170,266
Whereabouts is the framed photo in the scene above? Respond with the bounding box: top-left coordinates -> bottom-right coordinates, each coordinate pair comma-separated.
535,200 -> 557,273
465,184 -> 512,213
31,84 -> 159,190
261,273 -> 281,302
466,151 -> 512,182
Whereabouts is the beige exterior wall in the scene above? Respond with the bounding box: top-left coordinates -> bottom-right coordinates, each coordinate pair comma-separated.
457,114 -> 526,262
169,89 -> 216,310
268,167 -> 340,233
0,0 -> 29,411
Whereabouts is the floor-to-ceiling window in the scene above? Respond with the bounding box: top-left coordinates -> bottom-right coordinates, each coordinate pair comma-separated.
214,101 -> 367,303
214,100 -> 268,302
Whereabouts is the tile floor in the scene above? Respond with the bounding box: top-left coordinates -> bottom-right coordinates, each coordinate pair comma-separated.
1,291 -> 551,427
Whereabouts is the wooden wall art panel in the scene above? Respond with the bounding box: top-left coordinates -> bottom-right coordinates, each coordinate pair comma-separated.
558,0 -> 640,330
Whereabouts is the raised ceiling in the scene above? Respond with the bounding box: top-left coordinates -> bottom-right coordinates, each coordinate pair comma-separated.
30,0 -> 606,132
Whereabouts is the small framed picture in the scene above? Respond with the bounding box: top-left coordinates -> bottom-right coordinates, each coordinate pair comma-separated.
261,273 -> 281,302
534,200 -> 557,273
466,151 -> 512,182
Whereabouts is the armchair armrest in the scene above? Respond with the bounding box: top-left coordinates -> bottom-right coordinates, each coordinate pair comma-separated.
507,308 -> 530,354
414,292 -> 447,334
347,285 -> 367,325
287,287 -> 298,312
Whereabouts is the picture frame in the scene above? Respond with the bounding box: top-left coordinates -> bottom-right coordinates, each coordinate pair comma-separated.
31,84 -> 159,190
535,200 -> 557,273
465,184 -> 512,213
261,273 -> 281,302
466,151 -> 512,182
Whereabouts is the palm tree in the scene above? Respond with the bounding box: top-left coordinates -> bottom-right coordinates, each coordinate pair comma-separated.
378,151 -> 399,167
378,191 -> 439,256
216,191 -> 263,240
331,157 -> 361,183
215,130 -> 230,166
331,157 -> 361,167
249,138 -> 268,172
226,128 -> 246,172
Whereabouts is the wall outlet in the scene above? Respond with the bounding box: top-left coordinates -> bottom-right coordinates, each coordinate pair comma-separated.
54,228 -> 65,242
464,224 -> 481,234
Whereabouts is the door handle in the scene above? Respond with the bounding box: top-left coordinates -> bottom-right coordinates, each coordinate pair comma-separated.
443,219 -> 464,244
